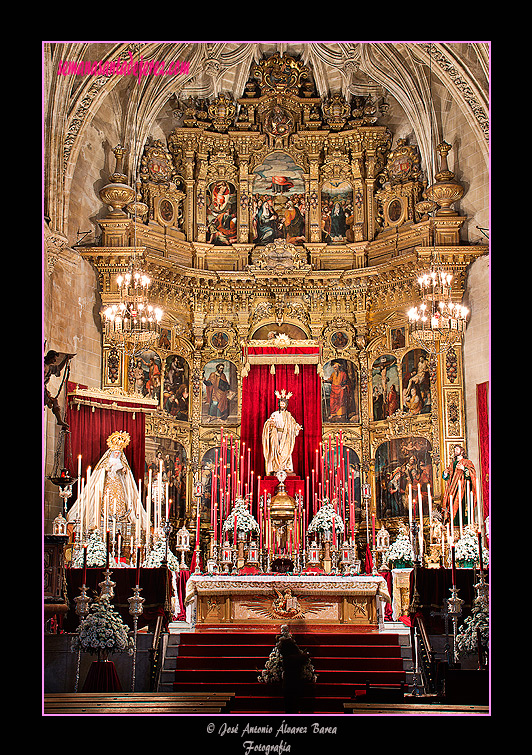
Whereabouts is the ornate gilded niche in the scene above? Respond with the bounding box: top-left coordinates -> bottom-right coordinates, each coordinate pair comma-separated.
375,138 -> 424,231
139,140 -> 186,236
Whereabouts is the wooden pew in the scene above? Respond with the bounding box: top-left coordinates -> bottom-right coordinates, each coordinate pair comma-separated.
344,701 -> 490,715
44,692 -> 235,715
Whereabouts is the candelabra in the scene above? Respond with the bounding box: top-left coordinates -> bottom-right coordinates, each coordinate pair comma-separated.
73,580 -> 91,692
447,585 -> 464,664
160,519 -> 173,566
128,584 -> 145,691
98,568 -> 116,600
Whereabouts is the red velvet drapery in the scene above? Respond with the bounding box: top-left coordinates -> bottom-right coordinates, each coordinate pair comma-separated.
240,348 -> 322,502
65,383 -> 146,486
476,381 -> 490,520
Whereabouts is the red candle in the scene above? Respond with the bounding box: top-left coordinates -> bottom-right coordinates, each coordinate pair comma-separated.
451,545 -> 456,585
82,545 -> 87,585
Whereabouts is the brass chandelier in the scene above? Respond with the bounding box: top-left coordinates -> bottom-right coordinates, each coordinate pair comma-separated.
102,269 -> 163,353
407,262 -> 468,355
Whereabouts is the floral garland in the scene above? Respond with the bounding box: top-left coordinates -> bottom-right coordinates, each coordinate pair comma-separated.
222,498 -> 259,537
258,630 -> 317,684
383,532 -> 414,567
307,502 -> 345,538
71,595 -> 133,656
455,527 -> 489,565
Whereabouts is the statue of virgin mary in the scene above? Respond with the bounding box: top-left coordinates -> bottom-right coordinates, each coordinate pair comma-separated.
67,431 -> 149,534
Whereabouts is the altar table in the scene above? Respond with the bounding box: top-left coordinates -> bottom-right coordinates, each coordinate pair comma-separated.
184,574 -> 391,629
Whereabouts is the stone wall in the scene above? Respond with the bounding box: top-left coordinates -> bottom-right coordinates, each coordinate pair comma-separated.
462,254 -> 490,505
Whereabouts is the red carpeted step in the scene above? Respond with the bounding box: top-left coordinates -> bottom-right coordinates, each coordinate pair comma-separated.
172,630 -> 408,712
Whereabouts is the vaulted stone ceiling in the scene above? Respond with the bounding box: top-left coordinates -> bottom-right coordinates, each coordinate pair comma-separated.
43,41 -> 489,242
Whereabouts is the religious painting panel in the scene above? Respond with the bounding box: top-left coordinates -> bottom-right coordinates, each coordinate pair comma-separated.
321,180 -> 354,243
371,354 -> 400,421
374,437 -> 433,520
145,438 -> 188,520
206,180 -> 237,245
401,348 -> 431,415
251,152 -> 306,245
157,327 -> 173,351
127,349 -> 162,404
390,326 -> 406,350
321,359 -> 360,423
162,354 -> 190,420
202,359 -> 238,424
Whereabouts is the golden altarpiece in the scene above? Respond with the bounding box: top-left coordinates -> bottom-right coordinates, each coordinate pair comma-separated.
76,52 -> 487,576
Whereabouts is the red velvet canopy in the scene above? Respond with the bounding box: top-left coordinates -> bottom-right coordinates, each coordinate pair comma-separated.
240,346 -> 322,496
65,382 -> 147,485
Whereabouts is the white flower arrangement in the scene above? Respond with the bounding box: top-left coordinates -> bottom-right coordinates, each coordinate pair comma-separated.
455,527 -> 489,566
72,531 -> 117,568
456,596 -> 489,655
71,595 -> 133,656
307,502 -> 345,538
142,536 -> 180,570
383,532 -> 414,567
222,498 -> 259,537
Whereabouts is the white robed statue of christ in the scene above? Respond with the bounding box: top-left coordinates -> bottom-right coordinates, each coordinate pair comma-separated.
67,431 -> 149,534
262,390 -> 302,476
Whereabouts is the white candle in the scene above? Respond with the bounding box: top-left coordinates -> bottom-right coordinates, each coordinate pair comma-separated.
427,484 -> 433,525
103,489 -> 108,532
457,480 -> 462,531
77,454 -> 82,481
458,482 -> 463,538
166,482 -> 169,520
147,469 -> 152,541
80,478 -> 85,536
112,497 -> 117,542
408,484 -> 413,529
